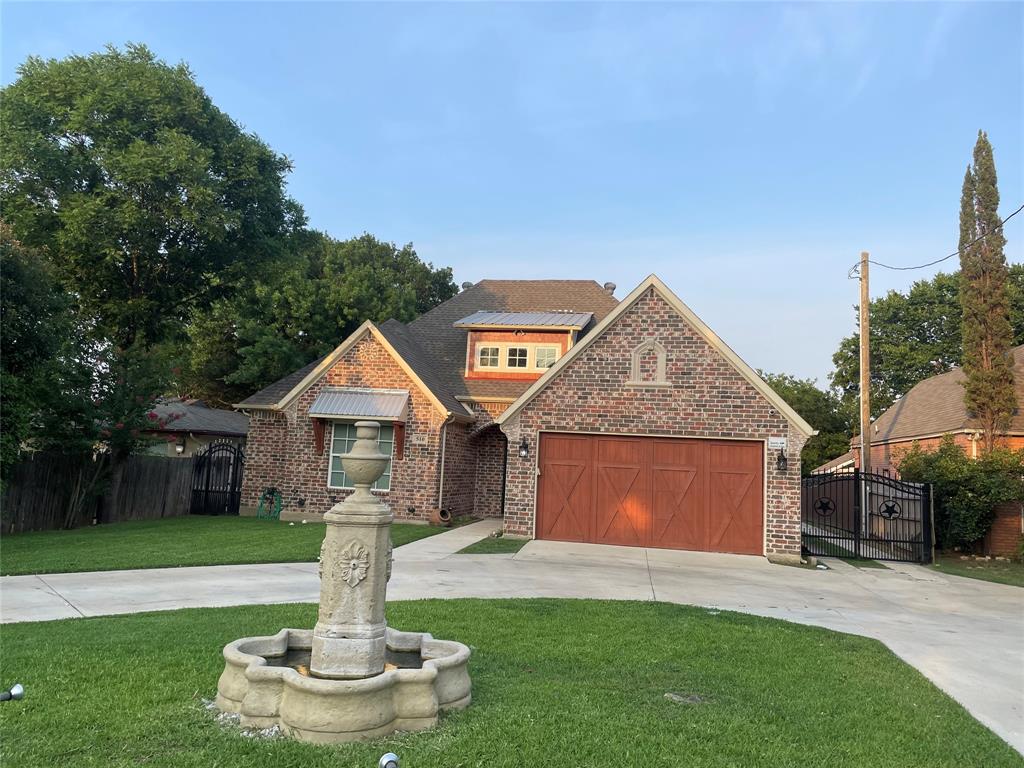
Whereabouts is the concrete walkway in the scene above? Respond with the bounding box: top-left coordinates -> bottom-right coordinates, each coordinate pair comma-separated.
2,519 -> 1022,753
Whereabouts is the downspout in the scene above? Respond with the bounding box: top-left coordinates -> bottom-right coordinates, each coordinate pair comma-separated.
437,412 -> 456,512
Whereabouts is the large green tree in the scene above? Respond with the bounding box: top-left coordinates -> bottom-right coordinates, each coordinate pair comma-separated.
0,224 -> 71,482
759,372 -> 851,474
178,231 -> 458,405
830,265 -> 1024,425
1,223 -> 169,517
959,131 -> 1016,453
0,44 -> 303,350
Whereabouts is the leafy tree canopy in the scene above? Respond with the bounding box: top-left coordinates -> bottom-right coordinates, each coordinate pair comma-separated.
830,265 -> 1024,424
759,371 -> 851,474
0,43 -> 304,350
177,231 -> 458,405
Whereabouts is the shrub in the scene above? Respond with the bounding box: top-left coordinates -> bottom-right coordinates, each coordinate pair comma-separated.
897,435 -> 1024,551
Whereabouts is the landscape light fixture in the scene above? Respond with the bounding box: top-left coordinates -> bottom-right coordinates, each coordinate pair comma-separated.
518,437 -> 529,459
776,449 -> 788,472
0,684 -> 24,702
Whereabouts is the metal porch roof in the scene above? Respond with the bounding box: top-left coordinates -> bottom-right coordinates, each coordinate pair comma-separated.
308,388 -> 410,421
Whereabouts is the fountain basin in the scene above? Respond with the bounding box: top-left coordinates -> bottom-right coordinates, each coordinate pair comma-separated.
215,627 -> 471,743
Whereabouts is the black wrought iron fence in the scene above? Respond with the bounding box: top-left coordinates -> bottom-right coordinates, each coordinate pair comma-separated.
801,469 -> 933,563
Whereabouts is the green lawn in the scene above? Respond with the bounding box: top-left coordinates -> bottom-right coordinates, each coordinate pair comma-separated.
456,536 -> 528,555
931,554 -> 1024,588
0,516 -> 444,576
0,599 -> 1017,768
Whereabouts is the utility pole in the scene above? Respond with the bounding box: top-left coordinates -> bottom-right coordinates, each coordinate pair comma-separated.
859,251 -> 872,476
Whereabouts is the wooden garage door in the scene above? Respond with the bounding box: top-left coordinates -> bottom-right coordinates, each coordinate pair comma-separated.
536,433 -> 763,555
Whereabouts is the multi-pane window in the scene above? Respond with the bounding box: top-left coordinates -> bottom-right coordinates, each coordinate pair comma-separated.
535,347 -> 558,369
507,347 -> 528,368
478,347 -> 500,367
329,422 -> 394,490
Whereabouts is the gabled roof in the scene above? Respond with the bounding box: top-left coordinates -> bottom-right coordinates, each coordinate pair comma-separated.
496,274 -> 816,438
812,450 -> 856,474
236,321 -> 473,421
237,357 -> 325,408
859,344 -> 1024,444
234,279 -> 621,415
409,280 -> 619,401
151,399 -> 249,436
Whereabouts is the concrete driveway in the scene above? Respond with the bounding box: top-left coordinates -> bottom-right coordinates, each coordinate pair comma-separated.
2,519 -> 1022,753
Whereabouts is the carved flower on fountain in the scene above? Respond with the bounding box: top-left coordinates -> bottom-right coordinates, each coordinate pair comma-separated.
339,542 -> 370,587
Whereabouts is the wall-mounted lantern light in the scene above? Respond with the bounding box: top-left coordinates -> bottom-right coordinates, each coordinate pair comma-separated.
776,449 -> 788,472
518,437 -> 529,459
175,437 -> 186,455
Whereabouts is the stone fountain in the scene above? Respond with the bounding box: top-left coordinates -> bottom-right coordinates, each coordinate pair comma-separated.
214,421 -> 471,743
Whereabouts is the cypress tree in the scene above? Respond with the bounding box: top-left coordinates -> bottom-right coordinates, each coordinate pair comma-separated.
959,131 -> 1016,453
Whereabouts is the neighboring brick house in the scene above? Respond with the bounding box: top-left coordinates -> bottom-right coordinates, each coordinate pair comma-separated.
812,344 -> 1024,555
236,275 -> 814,561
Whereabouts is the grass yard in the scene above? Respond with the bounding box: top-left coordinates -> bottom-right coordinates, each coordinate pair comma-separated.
0,516 -> 444,576
1,599 -> 1019,768
931,553 -> 1024,588
456,536 -> 528,555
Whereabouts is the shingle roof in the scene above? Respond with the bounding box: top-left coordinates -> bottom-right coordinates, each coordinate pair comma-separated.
863,345 -> 1024,444
454,311 -> 595,329
375,318 -> 468,415
407,280 -> 619,401
151,399 -> 250,436
234,279 -> 620,411
236,357 -> 326,408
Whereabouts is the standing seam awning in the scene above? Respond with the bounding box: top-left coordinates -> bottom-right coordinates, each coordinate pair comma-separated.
308,388 -> 410,421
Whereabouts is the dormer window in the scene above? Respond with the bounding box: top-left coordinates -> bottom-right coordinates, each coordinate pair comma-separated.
507,347 -> 528,368
478,347 -> 500,367
457,311 -> 591,381
535,346 -> 558,369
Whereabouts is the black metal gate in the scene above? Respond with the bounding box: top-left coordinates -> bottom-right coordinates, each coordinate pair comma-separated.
190,441 -> 245,516
801,470 -> 932,563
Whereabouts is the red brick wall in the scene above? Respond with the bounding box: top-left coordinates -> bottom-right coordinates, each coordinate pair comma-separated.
239,333 -> 445,521
500,288 -> 807,557
854,434 -> 1024,472
985,502 -> 1023,557
440,421 -> 477,518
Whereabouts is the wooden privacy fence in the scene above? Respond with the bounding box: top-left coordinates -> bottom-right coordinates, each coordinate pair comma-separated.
1,452 -> 195,535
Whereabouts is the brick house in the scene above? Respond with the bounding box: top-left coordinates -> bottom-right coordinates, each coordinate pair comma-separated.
236,275 -> 814,561
813,344 -> 1024,555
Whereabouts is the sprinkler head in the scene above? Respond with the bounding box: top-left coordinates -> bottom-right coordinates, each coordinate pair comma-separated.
379,754 -> 399,768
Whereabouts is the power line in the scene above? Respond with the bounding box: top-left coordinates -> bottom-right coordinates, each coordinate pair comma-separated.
849,201 -> 1024,275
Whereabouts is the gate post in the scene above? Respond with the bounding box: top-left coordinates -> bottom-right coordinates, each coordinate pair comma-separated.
853,468 -> 862,559
922,483 -> 934,564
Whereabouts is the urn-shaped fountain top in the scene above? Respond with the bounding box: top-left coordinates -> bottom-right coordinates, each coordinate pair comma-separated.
339,421 -> 389,502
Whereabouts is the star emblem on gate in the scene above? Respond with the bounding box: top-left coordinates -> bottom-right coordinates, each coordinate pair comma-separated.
878,499 -> 902,520
812,497 -> 835,517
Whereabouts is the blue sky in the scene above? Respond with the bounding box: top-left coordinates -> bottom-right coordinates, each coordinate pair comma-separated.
3,2 -> 1022,384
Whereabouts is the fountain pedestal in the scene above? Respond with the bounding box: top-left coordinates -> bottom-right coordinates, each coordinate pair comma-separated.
311,422 -> 392,679
213,420 -> 472,743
